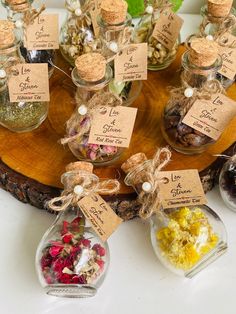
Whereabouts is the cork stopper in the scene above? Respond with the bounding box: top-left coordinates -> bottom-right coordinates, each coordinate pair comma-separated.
0,21 -> 15,48
6,0 -> 29,11
121,153 -> 147,174
75,53 -> 106,82
100,0 -> 128,25
207,0 -> 233,18
189,38 -> 218,67
66,161 -> 94,173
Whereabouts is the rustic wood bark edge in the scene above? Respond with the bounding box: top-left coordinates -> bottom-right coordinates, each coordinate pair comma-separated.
0,142 -> 234,220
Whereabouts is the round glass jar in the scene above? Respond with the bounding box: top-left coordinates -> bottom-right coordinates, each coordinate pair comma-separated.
36,209 -> 108,297
134,6 -> 180,71
65,53 -> 124,165
0,24 -> 48,132
59,0 -> 101,66
200,4 -> 236,88
123,158 -> 228,278
4,0 -> 56,78
219,156 -> 236,212
161,48 -> 222,155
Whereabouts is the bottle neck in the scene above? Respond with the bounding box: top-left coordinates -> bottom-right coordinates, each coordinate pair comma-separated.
181,51 -> 222,88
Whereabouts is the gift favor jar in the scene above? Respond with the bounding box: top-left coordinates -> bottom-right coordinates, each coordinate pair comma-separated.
59,0 -> 101,66
36,162 -> 109,297
219,155 -> 236,212
63,52 -> 124,165
200,0 -> 236,88
134,0 -> 180,70
161,38 -> 223,155
97,0 -> 142,106
122,151 -> 227,278
0,21 -> 48,132
4,0 -> 56,78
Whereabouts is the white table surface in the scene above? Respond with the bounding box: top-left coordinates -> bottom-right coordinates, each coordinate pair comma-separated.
0,9 -> 236,314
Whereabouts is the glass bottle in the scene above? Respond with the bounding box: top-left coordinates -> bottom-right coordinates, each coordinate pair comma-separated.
219,156 -> 236,212
161,38 -> 222,155
134,1 -> 180,71
200,0 -> 236,88
59,0 -> 101,66
64,52 -> 124,165
4,0 -> 56,78
36,162 -> 109,297
0,21 -> 48,132
98,0 -> 142,106
122,153 -> 227,278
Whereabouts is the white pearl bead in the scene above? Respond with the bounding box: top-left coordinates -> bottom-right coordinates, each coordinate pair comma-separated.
142,182 -> 152,192
74,185 -> 84,195
0,69 -> 6,79
75,8 -> 82,16
206,35 -> 214,41
109,42 -> 118,53
184,87 -> 194,98
15,19 -> 23,28
145,5 -> 154,14
78,104 -> 88,116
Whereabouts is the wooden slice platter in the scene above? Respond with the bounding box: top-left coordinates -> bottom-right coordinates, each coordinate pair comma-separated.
0,45 -> 235,220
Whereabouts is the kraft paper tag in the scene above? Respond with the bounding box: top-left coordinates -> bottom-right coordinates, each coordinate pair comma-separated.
182,93 -> 236,141
152,11 -> 183,50
78,193 -> 123,242
90,0 -> 103,38
218,33 -> 236,81
158,169 -> 207,209
88,106 -> 137,147
114,43 -> 148,82
25,14 -> 59,50
8,63 -> 50,103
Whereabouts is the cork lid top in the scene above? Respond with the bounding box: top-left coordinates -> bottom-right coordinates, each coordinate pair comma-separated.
0,20 -> 15,48
6,0 -> 29,11
121,153 -> 147,174
207,0 -> 233,18
100,0 -> 128,25
189,38 -> 219,67
75,53 -> 106,82
66,161 -> 94,173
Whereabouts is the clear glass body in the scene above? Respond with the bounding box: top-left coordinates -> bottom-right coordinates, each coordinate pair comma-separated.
200,5 -> 236,88
59,0 -> 101,66
124,161 -> 228,278
67,65 -> 124,165
161,51 -> 222,155
0,38 -> 48,132
97,14 -> 142,106
36,204 -> 109,297
219,157 -> 236,212
5,0 -> 56,78
134,9 -> 179,71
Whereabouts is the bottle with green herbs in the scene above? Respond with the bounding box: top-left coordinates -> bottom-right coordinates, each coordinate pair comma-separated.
3,0 -> 56,78
0,20 -> 48,132
97,0 -> 142,106
134,0 -> 181,70
199,0 -> 236,88
59,0 -> 101,66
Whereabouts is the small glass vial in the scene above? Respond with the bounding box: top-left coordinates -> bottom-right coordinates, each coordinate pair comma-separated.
219,156 -> 236,212
59,0 -> 101,66
200,0 -> 236,88
0,21 -> 48,132
122,152 -> 227,278
4,0 -> 56,78
36,162 -> 109,297
134,2 -> 180,71
161,38 -> 222,155
98,0 -> 142,106
64,52 -> 124,164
